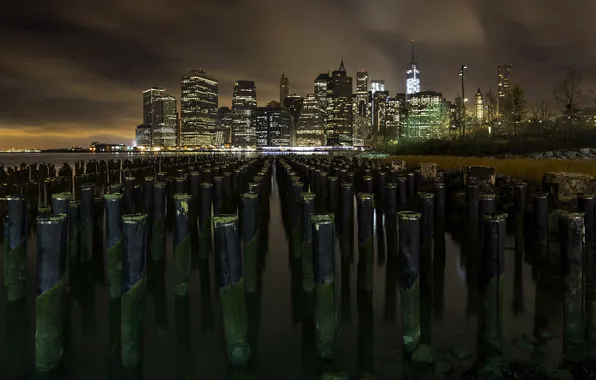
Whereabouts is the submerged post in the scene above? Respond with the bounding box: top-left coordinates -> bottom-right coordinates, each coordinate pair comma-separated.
559,211 -> 585,347
36,214 -> 68,372
213,215 -> 250,364
480,213 -> 507,354
357,193 -> 374,291
151,182 -> 166,261
312,213 -> 337,359
301,192 -> 316,292
80,185 -> 94,263
3,196 -> 27,302
199,182 -> 213,259
241,193 -> 259,293
105,193 -> 123,299
397,211 -> 421,355
174,194 -> 191,296
121,214 -> 148,369
533,193 -> 549,259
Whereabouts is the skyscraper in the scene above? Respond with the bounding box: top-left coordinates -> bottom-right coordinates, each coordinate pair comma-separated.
232,80 -> 257,147
406,40 -> 421,95
256,101 -> 291,147
180,69 -> 218,147
404,91 -> 446,139
280,74 -> 289,104
314,73 -> 329,125
372,91 -> 389,141
296,94 -> 324,146
326,59 -> 353,146
497,64 -> 512,121
152,94 -> 178,148
143,87 -> 165,126
385,97 -> 403,141
215,107 -> 232,146
356,71 -> 369,93
370,80 -> 386,94
475,88 -> 484,121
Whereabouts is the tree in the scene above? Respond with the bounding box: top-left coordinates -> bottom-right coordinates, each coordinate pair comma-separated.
553,69 -> 583,122
530,98 -> 554,123
508,84 -> 527,135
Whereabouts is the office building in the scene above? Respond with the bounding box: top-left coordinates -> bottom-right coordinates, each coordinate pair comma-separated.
385,97 -> 403,141
406,41 -> 421,95
296,94 -> 325,146
370,80 -> 385,94
353,92 -> 371,146
314,73 -> 329,125
143,87 -> 165,126
135,124 -> 152,147
215,107 -> 232,146
356,71 -> 369,93
475,88 -> 484,121
497,64 -> 512,121
231,80 -> 257,147
404,91 -> 446,139
372,91 -> 389,141
256,101 -> 292,147
280,74 -> 289,104
180,69 -> 218,147
152,94 -> 178,148
326,59 -> 353,146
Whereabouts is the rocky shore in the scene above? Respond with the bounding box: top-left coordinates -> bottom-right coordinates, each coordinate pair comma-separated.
500,148 -> 596,160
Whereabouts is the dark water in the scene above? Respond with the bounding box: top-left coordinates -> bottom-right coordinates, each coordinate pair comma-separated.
0,166 -> 564,379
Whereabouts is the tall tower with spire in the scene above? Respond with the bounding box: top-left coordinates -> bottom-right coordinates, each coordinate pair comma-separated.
406,40 -> 421,95
326,56 -> 353,146
475,88 -> 484,121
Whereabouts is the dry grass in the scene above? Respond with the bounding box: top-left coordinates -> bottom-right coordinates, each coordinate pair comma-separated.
387,155 -> 596,183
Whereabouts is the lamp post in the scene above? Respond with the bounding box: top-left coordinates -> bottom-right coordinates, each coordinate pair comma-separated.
460,65 -> 467,136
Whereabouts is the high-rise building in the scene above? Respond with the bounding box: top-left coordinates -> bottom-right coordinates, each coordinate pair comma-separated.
353,92 -> 371,146
256,101 -> 291,147
372,91 -> 389,141
143,87 -> 165,126
326,59 -> 353,146
284,94 -> 303,146
135,124 -> 152,147
385,97 -> 403,141
314,73 -> 329,125
404,91 -> 446,139
497,64 -> 512,121
297,94 -> 325,146
231,80 -> 257,147
370,80 -> 386,94
280,74 -> 290,104
406,41 -> 421,95
180,69 -> 218,147
475,88 -> 484,121
215,107 -> 232,146
356,71 -> 369,93
152,94 -> 178,148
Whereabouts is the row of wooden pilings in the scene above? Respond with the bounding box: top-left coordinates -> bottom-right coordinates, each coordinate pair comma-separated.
0,154 -> 274,372
274,155 -> 596,376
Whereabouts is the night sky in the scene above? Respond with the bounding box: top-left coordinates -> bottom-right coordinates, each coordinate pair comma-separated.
1,0 -> 594,149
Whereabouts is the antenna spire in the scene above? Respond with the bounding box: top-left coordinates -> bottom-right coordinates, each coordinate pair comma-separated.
411,39 -> 415,63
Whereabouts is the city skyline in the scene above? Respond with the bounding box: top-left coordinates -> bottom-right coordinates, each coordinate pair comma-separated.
1,0 -> 595,149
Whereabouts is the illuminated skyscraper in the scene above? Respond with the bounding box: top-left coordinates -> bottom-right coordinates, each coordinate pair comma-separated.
297,94 -> 325,146
231,80 -> 257,147
135,124 -> 151,148
180,69 -> 218,147
370,80 -> 385,94
215,107 -> 232,146
357,71 -> 369,93
372,91 -> 389,141
314,73 -> 329,124
280,74 -> 289,104
475,88 -> 484,121
152,94 -> 178,148
256,101 -> 291,147
406,40 -> 421,95
385,97 -> 403,141
497,64 -> 512,121
143,87 -> 165,126
404,91 -> 446,139
326,59 -> 353,146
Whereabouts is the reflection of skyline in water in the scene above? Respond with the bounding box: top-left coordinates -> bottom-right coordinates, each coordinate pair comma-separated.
0,158 -> 566,379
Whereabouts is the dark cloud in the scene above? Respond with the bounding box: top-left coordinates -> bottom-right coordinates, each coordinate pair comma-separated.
0,0 -> 595,148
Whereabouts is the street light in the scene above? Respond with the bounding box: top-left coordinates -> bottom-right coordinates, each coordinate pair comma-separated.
459,65 -> 468,136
